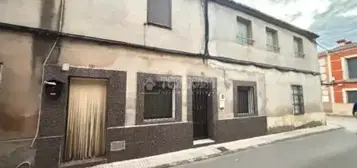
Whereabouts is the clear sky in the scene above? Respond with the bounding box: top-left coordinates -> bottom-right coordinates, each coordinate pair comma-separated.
235,0 -> 357,50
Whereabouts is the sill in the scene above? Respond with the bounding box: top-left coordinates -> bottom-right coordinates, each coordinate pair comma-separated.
145,22 -> 172,30
60,158 -> 106,168
234,113 -> 258,118
143,118 -> 177,124
343,79 -> 357,82
267,50 -> 280,54
293,113 -> 305,116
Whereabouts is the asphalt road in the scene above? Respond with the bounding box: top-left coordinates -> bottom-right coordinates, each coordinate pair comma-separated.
176,117 -> 357,168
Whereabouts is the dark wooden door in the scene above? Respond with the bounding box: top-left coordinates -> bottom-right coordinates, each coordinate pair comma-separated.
192,82 -> 211,140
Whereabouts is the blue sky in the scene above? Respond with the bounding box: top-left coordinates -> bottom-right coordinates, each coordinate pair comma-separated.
235,0 -> 357,50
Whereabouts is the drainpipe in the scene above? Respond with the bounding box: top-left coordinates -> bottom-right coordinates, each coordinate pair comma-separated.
326,51 -> 335,114
203,0 -> 209,63
31,0 -> 65,147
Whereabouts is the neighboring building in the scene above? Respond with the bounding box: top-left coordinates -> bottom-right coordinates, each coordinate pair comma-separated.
0,0 -> 323,167
319,39 -> 357,104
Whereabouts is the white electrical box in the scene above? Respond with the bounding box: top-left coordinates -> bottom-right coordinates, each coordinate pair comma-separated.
219,93 -> 225,109
62,63 -> 70,71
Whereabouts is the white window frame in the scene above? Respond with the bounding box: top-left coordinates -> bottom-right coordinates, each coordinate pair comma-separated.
341,54 -> 357,80
343,88 -> 357,103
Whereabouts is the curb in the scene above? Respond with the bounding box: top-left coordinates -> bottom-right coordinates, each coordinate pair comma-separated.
326,114 -> 355,118
152,126 -> 343,168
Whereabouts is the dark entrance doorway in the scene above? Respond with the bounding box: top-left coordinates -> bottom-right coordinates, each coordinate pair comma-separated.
192,82 -> 212,140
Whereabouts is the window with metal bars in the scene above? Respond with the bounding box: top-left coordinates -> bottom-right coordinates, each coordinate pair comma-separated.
237,86 -> 255,114
144,81 -> 174,119
291,85 -> 304,115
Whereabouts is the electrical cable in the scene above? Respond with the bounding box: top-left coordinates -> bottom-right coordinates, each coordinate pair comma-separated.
30,0 -> 65,148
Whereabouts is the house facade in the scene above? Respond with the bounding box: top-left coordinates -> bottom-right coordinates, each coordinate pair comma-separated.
0,0 -> 323,167
319,39 -> 357,113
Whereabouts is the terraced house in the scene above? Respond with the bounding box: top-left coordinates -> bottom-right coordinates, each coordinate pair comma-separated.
0,0 -> 324,167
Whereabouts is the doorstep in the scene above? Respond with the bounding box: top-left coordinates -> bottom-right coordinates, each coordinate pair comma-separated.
91,125 -> 341,168
193,139 -> 215,147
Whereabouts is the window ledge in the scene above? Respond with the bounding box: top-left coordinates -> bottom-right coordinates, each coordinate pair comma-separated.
295,53 -> 305,58
145,22 -> 172,30
343,79 -> 357,83
234,113 -> 258,118
143,118 -> 177,124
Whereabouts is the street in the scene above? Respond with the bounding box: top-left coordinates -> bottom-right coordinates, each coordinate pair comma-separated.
175,116 -> 357,168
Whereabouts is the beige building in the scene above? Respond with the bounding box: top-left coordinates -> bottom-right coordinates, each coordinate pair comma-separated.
0,0 -> 323,167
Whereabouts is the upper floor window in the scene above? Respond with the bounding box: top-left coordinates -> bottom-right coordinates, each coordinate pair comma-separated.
346,91 -> 357,103
293,36 -> 304,58
266,27 -> 279,53
236,16 -> 254,45
346,57 -> 357,79
147,0 -> 172,28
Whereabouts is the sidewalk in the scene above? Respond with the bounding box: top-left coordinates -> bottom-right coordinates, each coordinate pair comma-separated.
92,125 -> 341,168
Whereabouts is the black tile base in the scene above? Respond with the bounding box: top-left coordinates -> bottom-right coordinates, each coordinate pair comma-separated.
34,137 -> 62,168
107,122 -> 193,162
214,116 -> 267,143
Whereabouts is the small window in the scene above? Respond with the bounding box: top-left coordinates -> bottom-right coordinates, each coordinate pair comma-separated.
266,28 -> 279,53
346,57 -> 357,79
236,16 -> 254,45
144,81 -> 175,119
291,85 -> 304,115
294,36 -> 304,58
236,86 -> 256,115
147,0 -> 172,28
347,91 -> 357,103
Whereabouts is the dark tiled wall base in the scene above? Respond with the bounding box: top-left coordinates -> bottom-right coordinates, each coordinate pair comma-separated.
107,122 -> 193,162
215,116 -> 267,143
34,137 -> 62,168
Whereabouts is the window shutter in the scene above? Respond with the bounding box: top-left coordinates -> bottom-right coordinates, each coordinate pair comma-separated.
147,0 -> 172,28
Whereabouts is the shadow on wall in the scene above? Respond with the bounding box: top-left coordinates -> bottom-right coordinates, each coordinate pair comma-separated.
0,103 -> 37,141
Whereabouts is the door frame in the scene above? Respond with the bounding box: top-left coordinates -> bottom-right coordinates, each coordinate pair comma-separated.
63,77 -> 109,162
36,65 -> 127,167
187,76 -> 217,141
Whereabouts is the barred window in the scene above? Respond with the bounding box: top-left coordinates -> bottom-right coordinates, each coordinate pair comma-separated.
144,81 -> 175,119
291,85 -> 304,115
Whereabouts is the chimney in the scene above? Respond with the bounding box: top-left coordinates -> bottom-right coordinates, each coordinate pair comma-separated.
336,39 -> 346,46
